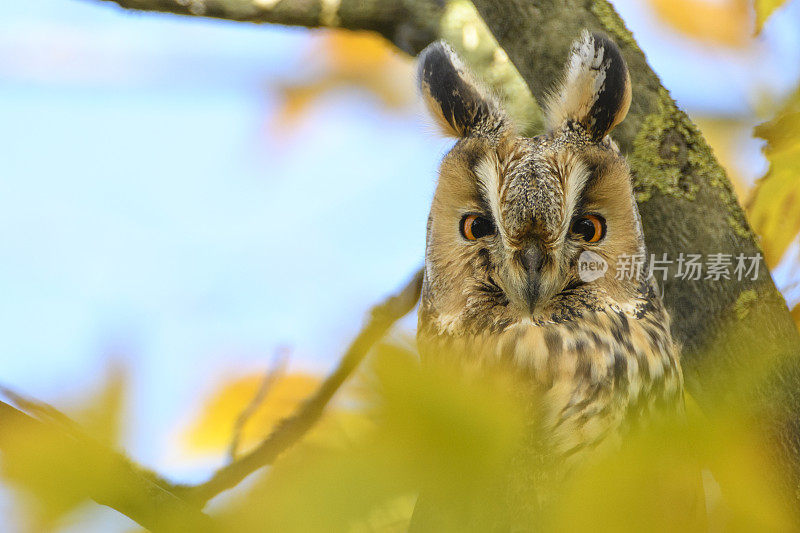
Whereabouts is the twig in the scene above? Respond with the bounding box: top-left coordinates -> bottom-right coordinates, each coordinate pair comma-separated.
0,385 -> 84,436
185,267 -> 424,504
227,350 -> 289,461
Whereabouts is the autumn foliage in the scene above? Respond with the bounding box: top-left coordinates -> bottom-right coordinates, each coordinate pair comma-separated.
2,0 -> 800,531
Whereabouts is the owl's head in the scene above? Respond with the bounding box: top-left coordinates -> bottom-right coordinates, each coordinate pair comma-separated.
418,31 -> 647,334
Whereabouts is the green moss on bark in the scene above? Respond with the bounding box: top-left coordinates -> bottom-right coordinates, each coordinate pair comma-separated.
628,88 -> 699,201
734,289 -> 759,320
439,0 -> 543,135
627,88 -> 752,239
590,1 -> 637,49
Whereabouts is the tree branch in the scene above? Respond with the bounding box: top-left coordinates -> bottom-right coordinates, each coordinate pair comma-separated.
227,351 -> 288,461
184,268 -> 423,504
0,400 -> 214,532
1,268 -> 423,525
94,0 -> 444,54
90,0 -> 544,131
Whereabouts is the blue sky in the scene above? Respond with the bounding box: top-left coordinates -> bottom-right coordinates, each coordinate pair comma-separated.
1,0 -> 799,529
0,0 -> 445,483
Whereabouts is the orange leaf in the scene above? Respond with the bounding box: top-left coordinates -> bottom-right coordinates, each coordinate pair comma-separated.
647,0 -> 751,47
268,30 -> 414,132
321,31 -> 402,75
271,81 -> 333,130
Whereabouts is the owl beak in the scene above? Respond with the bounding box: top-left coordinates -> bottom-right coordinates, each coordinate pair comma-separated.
521,247 -> 544,313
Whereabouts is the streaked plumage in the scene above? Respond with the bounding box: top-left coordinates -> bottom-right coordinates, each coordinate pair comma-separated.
415,31 -> 682,469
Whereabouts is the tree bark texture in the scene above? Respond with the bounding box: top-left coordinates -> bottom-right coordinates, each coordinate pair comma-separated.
470,0 -> 800,511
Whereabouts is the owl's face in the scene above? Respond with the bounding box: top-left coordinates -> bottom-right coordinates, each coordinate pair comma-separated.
418,32 -> 646,334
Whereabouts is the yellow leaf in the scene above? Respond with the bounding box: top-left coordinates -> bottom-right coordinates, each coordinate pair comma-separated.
216,342 -> 796,532
1,408 -> 94,526
755,0 -> 790,32
0,372 -> 128,528
698,413 -> 795,530
647,0 -> 751,47
749,88 -> 800,267
552,422 -> 706,532
694,117 -> 752,199
183,372 -> 321,454
218,344 -> 528,533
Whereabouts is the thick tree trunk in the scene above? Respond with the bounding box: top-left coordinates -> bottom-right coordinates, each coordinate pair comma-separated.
470,0 -> 800,512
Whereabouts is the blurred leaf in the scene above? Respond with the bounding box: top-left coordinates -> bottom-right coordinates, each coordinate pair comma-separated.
183,372 -> 321,455
322,30 -> 407,78
72,365 -> 126,445
218,345 -> 528,532
553,407 -> 794,532
214,333 -> 800,532
0,409 -> 94,525
694,116 -> 753,199
299,407 -> 376,451
755,0 -> 790,31
552,420 -> 706,532
270,31 -> 414,131
223,439 -> 415,533
5,335 -> 795,530
0,374 -> 128,528
749,88 -> 800,267
791,303 -> 800,330
699,414 -> 796,530
273,83 -> 331,130
647,0 -> 751,47
371,346 -> 527,490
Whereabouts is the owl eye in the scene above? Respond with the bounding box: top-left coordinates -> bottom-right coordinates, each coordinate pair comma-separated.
571,214 -> 606,243
461,214 -> 495,241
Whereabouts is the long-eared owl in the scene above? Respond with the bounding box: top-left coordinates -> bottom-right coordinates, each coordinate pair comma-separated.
415,30 -> 683,469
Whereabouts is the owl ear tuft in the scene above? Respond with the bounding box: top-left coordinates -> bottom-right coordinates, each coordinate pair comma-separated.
417,41 -> 509,139
545,30 -> 632,141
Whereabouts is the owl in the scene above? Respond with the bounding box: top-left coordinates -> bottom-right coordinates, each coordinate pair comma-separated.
415,31 -> 683,481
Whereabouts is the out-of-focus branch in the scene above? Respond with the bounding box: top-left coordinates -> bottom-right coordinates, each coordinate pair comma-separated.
1,268 -> 423,526
227,352 -> 288,461
185,267 -> 424,505
0,400 -> 214,533
88,0 -> 543,131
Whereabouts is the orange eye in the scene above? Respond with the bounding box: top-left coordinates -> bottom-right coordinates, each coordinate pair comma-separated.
571,214 -> 605,243
460,214 -> 495,241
